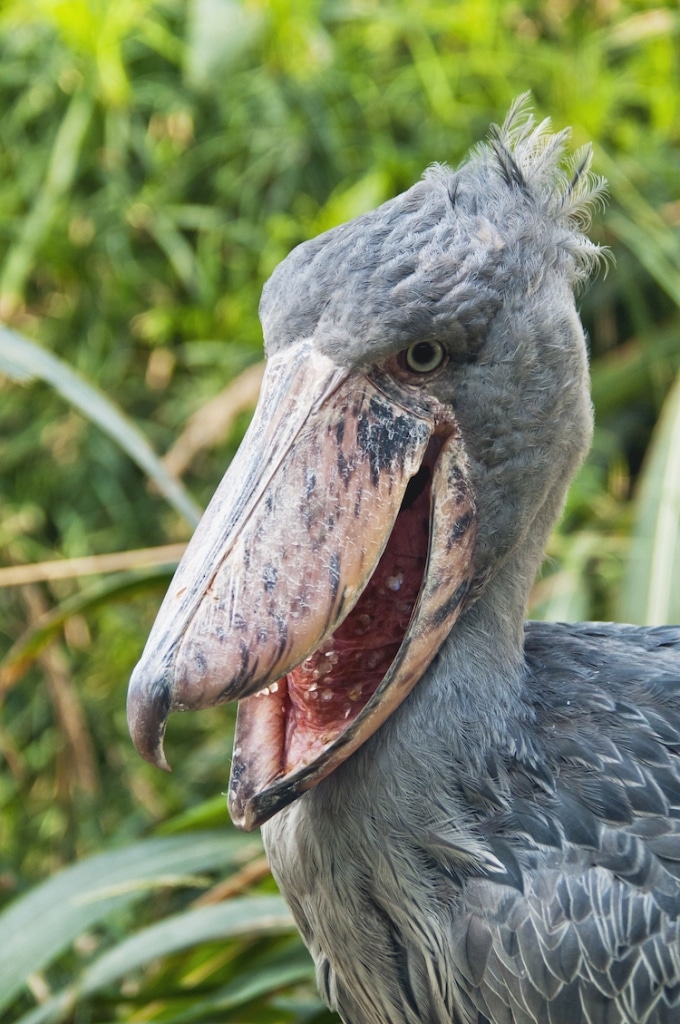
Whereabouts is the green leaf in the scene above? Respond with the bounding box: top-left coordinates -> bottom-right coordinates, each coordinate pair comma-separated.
0,831 -> 258,1013
0,326 -> 201,527
157,951 -> 317,1023
80,896 -> 294,994
532,532 -> 602,622
599,148 -> 680,312
0,88 -> 93,304
14,938 -> 309,1024
620,370 -> 680,625
185,0 -> 264,89
589,324 -> 680,418
158,794 -> 234,834
0,566 -> 173,687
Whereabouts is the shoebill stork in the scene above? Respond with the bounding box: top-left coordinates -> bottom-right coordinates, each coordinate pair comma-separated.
128,103 -> 680,1024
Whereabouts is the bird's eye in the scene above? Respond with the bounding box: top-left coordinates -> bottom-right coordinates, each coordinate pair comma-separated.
403,341 -> 447,374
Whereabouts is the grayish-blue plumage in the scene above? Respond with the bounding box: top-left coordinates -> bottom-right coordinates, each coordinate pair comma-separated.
129,101 -> 680,1023
265,621 -> 680,1023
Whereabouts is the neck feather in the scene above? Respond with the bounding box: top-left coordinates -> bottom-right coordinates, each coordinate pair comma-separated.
383,474 -> 569,768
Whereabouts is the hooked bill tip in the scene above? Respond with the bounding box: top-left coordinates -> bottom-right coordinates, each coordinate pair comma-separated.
127,663 -> 173,772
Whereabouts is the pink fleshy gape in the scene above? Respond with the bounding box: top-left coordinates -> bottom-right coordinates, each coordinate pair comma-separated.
284,469 -> 431,769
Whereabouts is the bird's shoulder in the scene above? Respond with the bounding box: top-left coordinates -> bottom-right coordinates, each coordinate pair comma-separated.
457,621 -> 680,855
517,619 -> 680,828
472,619 -> 680,883
448,621 -> 680,1024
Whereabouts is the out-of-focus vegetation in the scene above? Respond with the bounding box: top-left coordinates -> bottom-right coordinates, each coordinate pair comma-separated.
0,0 -> 678,1020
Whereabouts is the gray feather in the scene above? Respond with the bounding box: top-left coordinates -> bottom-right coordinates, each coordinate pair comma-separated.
257,103 -> 680,1024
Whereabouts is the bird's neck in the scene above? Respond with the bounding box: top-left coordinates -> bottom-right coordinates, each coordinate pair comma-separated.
390,490 -> 562,762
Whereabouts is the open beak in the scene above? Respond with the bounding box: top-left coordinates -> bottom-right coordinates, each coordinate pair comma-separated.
128,339 -> 476,829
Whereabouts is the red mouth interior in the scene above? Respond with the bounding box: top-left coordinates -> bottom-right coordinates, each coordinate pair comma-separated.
281,459 -> 434,771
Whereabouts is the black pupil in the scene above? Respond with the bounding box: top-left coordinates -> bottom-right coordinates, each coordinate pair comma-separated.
411,342 -> 437,368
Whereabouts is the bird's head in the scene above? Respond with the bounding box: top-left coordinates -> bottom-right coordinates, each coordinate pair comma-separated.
127,102 -> 605,829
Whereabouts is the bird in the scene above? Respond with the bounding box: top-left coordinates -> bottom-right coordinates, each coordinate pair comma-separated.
128,100 -> 680,1024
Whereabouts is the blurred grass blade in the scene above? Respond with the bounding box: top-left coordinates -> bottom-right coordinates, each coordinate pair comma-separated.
589,324 -> 680,419
158,794 -> 236,834
148,209 -> 204,296
0,566 -> 175,691
620,370 -> 680,625
0,832 -> 259,1015
0,326 -> 201,526
186,0 -> 265,88
79,896 -> 294,994
0,88 -> 93,308
599,148 -> 680,311
166,954 -> 316,1022
166,958 -> 319,1024
14,917 -> 304,1024
607,211 -> 680,311
531,532 -> 601,623
0,543 -> 186,588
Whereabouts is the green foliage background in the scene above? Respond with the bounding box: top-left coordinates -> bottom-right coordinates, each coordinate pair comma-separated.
0,0 -> 678,1020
